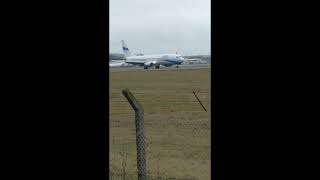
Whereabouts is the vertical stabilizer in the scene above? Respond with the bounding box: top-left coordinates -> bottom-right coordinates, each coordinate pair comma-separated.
121,40 -> 131,58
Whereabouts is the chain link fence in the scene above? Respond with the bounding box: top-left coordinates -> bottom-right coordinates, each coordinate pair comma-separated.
109,89 -> 211,180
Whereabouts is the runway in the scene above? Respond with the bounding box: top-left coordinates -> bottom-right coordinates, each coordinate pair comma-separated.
109,63 -> 211,72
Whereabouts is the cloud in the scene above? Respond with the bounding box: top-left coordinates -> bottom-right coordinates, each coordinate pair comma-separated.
110,0 -> 211,55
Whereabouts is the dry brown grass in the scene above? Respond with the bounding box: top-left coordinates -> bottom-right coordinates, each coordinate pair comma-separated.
110,68 -> 211,180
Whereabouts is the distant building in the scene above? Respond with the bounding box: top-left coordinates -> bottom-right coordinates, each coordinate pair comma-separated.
183,54 -> 211,64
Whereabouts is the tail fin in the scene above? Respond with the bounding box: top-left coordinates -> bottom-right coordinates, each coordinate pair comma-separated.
121,40 -> 131,58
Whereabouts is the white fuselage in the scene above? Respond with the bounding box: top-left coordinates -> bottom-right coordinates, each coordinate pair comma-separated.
125,54 -> 185,67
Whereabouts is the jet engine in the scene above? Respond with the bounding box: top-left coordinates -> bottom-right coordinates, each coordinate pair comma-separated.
144,61 -> 157,69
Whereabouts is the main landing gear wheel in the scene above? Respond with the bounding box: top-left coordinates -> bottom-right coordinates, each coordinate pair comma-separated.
144,66 -> 148,69
155,65 -> 160,69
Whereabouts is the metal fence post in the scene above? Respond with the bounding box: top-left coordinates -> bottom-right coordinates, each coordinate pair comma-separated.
193,90 -> 207,112
122,89 -> 147,180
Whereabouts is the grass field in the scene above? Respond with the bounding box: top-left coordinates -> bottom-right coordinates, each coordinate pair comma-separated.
109,68 -> 211,180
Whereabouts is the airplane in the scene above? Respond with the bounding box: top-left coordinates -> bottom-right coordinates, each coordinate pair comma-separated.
109,60 -> 131,67
182,58 -> 201,64
121,40 -> 185,69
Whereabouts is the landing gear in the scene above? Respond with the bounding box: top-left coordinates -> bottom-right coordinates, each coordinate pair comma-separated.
176,65 -> 179,68
155,65 -> 160,69
144,66 -> 148,69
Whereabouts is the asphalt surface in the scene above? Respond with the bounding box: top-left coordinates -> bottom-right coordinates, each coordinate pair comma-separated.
109,64 -> 211,72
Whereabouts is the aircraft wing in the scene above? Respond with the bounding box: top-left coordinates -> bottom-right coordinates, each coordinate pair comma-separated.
125,61 -> 145,65
125,59 -> 157,66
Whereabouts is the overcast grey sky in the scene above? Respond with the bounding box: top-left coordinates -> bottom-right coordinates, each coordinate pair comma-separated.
110,0 -> 210,55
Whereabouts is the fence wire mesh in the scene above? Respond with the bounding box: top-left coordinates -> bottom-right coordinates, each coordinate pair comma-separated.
110,67 -> 210,179
110,90 -> 210,180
